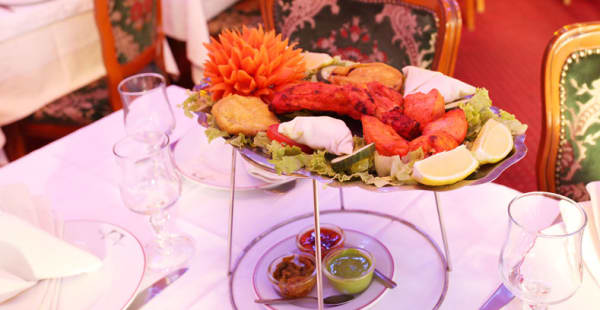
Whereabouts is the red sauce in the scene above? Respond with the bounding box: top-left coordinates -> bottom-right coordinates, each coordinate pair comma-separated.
299,228 -> 342,253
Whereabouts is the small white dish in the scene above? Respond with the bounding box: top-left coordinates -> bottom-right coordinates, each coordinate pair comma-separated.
252,229 -> 394,309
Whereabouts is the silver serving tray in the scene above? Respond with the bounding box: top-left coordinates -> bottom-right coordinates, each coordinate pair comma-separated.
236,133 -> 526,193
196,104 -> 527,193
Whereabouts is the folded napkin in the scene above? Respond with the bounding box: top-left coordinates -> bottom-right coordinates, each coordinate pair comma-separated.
0,184 -> 102,308
402,66 -> 476,102
584,182 -> 600,287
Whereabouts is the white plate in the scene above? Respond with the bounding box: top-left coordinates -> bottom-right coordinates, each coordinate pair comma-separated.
0,0 -> 51,6
172,125 -> 293,191
58,220 -> 145,310
252,229 -> 394,309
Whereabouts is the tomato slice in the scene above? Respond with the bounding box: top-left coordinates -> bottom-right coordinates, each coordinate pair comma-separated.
267,124 -> 313,153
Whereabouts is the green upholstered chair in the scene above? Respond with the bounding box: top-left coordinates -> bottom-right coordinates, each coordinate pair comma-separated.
259,0 -> 462,76
5,0 -> 165,160
538,22 -> 600,202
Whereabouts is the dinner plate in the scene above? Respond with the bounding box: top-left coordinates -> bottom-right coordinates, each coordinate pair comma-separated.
58,220 -> 145,310
172,125 -> 293,191
0,0 -> 52,6
252,229 -> 394,310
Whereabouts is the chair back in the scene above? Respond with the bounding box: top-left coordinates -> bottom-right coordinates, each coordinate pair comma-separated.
94,0 -> 165,110
538,22 -> 600,202
259,0 -> 462,75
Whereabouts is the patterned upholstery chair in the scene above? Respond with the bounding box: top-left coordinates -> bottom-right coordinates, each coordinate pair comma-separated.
537,22 -> 600,202
4,0 -> 164,160
259,0 -> 462,76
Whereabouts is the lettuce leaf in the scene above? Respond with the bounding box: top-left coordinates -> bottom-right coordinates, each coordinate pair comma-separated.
179,90 -> 214,118
459,88 -> 528,141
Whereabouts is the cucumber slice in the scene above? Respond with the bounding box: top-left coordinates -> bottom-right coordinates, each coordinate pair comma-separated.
330,143 -> 375,172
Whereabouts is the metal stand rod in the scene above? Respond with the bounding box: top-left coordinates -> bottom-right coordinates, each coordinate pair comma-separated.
433,191 -> 452,271
338,187 -> 346,211
312,179 -> 324,310
227,149 -> 237,275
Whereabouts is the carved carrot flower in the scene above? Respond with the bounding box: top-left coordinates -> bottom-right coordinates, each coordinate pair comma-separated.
203,25 -> 306,101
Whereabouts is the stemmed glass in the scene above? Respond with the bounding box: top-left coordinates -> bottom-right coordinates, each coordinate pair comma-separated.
118,73 -> 176,136
113,131 -> 194,271
499,192 -> 587,309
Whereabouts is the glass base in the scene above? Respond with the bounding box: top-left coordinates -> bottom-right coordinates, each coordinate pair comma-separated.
146,234 -> 195,271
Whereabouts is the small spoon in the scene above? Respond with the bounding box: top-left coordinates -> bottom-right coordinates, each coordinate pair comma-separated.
374,268 -> 397,289
255,293 -> 355,306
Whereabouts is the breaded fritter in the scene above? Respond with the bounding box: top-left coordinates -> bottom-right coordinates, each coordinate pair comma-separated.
212,95 -> 279,136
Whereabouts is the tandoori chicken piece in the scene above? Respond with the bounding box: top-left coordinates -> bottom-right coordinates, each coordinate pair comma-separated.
408,131 -> 459,156
270,82 -> 362,118
270,81 -> 419,139
422,109 -> 468,144
403,89 -> 445,129
329,63 -> 404,90
361,115 -> 409,156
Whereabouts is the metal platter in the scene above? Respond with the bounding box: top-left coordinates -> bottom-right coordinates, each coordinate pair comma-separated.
236,133 -> 527,192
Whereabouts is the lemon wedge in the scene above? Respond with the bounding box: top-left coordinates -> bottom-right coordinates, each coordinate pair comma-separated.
471,118 -> 514,164
412,145 -> 478,186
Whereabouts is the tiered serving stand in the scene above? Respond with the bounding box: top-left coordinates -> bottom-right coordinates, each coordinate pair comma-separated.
215,130 -> 526,309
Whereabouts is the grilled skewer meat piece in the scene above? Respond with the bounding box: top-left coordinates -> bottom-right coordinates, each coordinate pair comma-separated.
403,89 -> 445,129
271,81 -> 418,139
408,131 -> 459,156
422,109 -> 468,144
361,115 -> 409,156
270,82 -> 362,118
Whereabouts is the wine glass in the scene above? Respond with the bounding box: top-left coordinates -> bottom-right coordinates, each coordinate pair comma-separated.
118,73 -> 175,136
499,192 -> 587,309
113,131 -> 194,270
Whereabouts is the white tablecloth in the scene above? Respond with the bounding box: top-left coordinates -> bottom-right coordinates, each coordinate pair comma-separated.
0,85 -> 598,309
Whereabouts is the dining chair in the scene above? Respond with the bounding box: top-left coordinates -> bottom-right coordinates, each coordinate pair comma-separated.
259,0 -> 462,76
537,22 -> 600,202
4,0 -> 165,161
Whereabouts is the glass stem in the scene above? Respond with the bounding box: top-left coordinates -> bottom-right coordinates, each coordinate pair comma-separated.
149,210 -> 173,254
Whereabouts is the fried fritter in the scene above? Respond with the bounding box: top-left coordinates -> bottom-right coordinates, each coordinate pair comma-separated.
211,95 -> 279,136
409,131 -> 459,156
403,89 -> 445,129
329,63 -> 404,90
361,115 -> 409,156
422,109 -> 468,144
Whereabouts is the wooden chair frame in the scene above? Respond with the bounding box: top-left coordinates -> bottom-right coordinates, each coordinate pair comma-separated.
93,0 -> 166,111
259,0 -> 462,76
537,22 -> 600,193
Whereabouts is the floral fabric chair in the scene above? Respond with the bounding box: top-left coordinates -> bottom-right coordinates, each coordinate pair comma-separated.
260,0 -> 462,75
538,22 -> 600,202
5,0 -> 164,160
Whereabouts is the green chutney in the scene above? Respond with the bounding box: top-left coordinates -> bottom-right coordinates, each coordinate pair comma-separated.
327,249 -> 371,278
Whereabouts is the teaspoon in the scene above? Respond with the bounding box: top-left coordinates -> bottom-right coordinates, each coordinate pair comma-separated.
255,293 -> 355,306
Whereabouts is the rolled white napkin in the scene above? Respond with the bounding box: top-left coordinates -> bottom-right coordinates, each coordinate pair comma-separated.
0,185 -> 102,307
402,66 -> 476,102
584,182 -> 600,287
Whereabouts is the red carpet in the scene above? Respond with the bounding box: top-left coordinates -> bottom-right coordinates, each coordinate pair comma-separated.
453,0 -> 600,192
